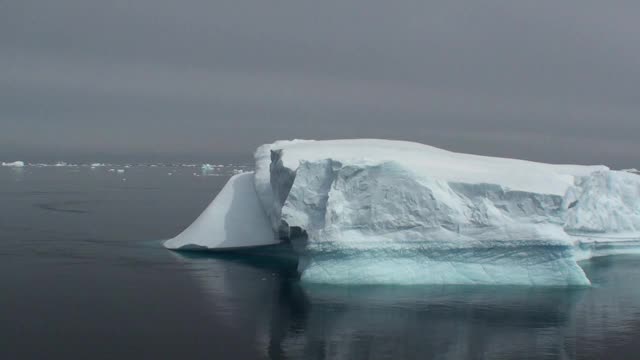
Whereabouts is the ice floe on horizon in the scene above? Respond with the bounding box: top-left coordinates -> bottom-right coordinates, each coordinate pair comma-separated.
1,161 -> 248,169
2,161 -> 252,179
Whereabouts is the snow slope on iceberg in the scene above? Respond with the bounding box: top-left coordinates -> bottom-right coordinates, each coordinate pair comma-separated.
164,172 -> 279,250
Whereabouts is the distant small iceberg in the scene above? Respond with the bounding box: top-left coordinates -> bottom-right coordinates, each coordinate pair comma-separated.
201,164 -> 225,176
1,161 -> 25,168
201,164 -> 215,172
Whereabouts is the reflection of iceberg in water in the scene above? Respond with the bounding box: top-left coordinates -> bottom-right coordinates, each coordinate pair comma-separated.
568,256 -> 640,352
169,246 -> 307,358
4,165 -> 25,181
171,248 -> 640,359
286,286 -> 587,359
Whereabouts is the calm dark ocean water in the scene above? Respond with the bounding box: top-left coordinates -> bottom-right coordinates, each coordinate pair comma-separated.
2,165 -> 640,360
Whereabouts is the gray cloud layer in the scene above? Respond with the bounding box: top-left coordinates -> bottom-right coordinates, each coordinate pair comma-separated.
2,0 -> 639,166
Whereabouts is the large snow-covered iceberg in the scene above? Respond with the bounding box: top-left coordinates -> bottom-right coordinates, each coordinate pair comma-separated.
165,139 -> 640,286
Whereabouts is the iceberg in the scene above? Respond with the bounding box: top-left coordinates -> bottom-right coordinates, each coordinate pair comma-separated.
165,139 -> 640,286
201,164 -> 217,176
2,161 -> 25,167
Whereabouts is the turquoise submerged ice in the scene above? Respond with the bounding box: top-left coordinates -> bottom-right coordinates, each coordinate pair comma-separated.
165,139 -> 640,286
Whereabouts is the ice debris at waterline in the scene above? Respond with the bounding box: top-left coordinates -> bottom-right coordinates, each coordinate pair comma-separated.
164,139 -> 640,286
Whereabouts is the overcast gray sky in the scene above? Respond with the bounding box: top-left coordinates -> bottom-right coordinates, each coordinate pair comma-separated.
2,0 -> 639,166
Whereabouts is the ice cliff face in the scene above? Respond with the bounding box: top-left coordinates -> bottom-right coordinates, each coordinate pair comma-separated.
565,171 -> 640,234
166,139 -> 640,286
